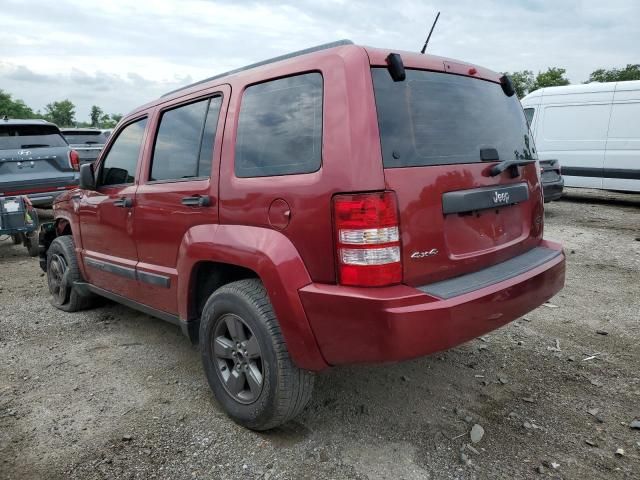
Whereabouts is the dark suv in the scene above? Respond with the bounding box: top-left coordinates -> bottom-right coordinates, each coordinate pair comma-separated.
41,41 -> 565,430
0,118 -> 79,207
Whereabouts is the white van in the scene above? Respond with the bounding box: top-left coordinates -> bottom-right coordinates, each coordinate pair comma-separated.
522,80 -> 640,193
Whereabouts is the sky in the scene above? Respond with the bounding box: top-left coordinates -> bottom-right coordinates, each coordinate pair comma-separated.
1,0 -> 638,122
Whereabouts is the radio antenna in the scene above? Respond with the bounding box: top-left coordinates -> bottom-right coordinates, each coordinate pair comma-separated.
420,11 -> 441,54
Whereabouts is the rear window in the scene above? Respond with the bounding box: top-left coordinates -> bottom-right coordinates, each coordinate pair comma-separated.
371,68 -> 535,168
235,72 -> 323,178
62,131 -> 108,145
0,124 -> 68,150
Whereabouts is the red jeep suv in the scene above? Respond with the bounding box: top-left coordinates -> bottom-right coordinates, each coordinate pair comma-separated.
41,40 -> 565,430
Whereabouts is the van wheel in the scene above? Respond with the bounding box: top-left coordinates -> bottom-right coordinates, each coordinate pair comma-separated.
200,279 -> 314,431
47,236 -> 96,312
11,233 -> 23,245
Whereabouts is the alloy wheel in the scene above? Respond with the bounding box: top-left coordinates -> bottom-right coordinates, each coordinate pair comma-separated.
212,313 -> 264,404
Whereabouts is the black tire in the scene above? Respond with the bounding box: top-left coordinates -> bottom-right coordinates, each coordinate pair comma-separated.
25,230 -> 39,257
46,236 -> 96,312
11,233 -> 23,245
200,279 -> 314,430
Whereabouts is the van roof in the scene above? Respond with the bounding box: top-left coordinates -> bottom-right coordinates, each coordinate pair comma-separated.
523,79 -> 640,100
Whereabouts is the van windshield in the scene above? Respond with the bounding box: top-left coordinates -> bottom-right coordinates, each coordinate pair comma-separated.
371,68 -> 535,168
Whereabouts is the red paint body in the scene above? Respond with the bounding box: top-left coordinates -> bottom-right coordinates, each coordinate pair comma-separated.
53,43 -> 565,371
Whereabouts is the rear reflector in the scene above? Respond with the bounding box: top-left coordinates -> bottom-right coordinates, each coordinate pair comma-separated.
333,191 -> 402,287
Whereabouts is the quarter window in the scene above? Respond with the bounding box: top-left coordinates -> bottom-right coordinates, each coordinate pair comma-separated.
524,108 -> 535,127
100,118 -> 147,186
235,73 -> 323,178
150,96 -> 222,182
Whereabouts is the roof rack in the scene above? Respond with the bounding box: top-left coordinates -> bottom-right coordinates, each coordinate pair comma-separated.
162,39 -> 354,98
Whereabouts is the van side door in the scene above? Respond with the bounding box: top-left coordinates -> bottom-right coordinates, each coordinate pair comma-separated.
603,86 -> 640,192
536,92 -> 613,190
131,85 -> 230,315
77,116 -> 148,298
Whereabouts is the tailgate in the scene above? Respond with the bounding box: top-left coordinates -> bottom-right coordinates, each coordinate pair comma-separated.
371,66 -> 543,287
0,146 -> 77,195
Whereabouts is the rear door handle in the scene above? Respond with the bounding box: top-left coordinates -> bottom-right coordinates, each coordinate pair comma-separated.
113,197 -> 133,208
181,195 -> 212,207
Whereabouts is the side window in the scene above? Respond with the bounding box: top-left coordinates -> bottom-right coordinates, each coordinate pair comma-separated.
607,102 -> 640,139
524,108 -> 535,127
235,73 -> 323,178
150,96 -> 222,182
100,118 -> 147,186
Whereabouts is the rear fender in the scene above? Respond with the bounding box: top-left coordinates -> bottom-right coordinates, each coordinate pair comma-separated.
177,224 -> 328,371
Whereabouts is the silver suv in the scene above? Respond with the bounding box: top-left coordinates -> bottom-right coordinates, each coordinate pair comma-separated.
60,128 -> 108,165
0,118 -> 79,207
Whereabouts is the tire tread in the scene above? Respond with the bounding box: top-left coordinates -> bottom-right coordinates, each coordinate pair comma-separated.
201,279 -> 314,430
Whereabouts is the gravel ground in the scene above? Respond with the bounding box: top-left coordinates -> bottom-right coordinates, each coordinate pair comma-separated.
1,188 -> 639,480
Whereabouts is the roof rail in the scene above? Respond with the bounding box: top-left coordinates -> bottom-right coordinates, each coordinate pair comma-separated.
162,39 -> 354,98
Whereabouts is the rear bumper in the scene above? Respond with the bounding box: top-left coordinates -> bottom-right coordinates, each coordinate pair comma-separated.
542,178 -> 564,202
300,240 -> 565,365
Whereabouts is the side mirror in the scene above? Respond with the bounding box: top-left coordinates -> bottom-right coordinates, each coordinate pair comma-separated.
79,163 -> 96,190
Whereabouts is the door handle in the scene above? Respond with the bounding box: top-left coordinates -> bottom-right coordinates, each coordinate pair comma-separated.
181,195 -> 212,207
113,197 -> 133,208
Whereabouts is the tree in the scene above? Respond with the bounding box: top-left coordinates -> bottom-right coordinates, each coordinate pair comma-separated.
587,64 -> 640,83
44,100 -> 76,127
531,67 -> 570,91
504,70 -> 535,98
0,89 -> 36,119
96,113 -> 123,129
90,105 -> 103,127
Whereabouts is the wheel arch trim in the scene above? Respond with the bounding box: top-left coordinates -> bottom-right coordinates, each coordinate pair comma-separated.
177,224 -> 328,371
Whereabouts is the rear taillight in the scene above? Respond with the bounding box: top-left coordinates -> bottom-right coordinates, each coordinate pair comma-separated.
333,191 -> 401,287
69,150 -> 80,171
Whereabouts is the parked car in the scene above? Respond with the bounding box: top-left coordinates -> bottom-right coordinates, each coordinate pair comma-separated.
539,159 -> 564,202
41,40 -> 565,430
522,80 -> 640,193
61,128 -> 108,164
0,118 -> 79,207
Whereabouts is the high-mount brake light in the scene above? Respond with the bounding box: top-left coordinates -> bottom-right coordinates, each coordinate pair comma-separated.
333,191 -> 402,287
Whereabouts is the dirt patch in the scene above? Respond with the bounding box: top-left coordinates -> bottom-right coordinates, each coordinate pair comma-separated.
1,188 -> 639,479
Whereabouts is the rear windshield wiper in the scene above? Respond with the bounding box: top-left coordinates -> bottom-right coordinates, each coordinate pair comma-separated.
21,143 -> 50,148
489,159 -> 536,177
83,141 -> 101,144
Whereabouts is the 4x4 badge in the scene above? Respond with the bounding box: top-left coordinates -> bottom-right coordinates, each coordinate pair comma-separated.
411,249 -> 439,259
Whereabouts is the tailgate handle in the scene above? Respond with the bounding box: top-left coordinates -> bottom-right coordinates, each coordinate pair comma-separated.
181,195 -> 211,207
113,197 -> 133,208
